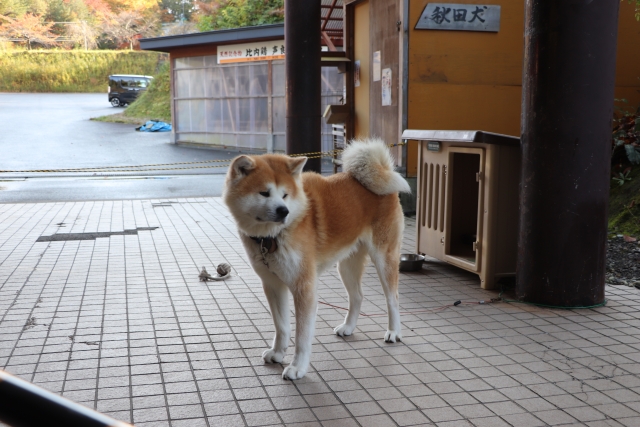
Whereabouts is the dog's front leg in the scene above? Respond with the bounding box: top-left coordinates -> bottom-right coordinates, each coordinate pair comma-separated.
282,275 -> 317,380
262,277 -> 290,364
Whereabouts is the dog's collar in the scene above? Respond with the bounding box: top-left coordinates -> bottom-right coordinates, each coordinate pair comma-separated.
249,236 -> 278,268
249,236 -> 278,254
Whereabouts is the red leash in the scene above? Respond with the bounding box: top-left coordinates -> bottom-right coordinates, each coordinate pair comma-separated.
318,299 -> 493,317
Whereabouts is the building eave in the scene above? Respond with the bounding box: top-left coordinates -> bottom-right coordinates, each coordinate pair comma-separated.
139,24 -> 285,53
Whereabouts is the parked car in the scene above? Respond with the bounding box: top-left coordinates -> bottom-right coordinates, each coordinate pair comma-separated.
108,74 -> 153,107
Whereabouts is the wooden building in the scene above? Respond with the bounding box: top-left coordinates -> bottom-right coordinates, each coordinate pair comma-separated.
140,23 -> 345,153
344,0 -> 640,176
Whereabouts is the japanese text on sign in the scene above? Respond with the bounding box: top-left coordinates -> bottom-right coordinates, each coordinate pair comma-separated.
217,40 -> 285,64
415,3 -> 501,32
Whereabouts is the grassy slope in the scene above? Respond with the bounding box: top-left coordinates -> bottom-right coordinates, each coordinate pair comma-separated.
0,50 -> 165,92
123,62 -> 171,122
92,62 -> 171,125
609,167 -> 640,236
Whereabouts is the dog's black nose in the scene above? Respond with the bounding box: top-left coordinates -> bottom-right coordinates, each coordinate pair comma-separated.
275,206 -> 289,220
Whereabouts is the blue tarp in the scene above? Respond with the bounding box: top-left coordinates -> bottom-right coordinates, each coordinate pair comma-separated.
136,121 -> 172,132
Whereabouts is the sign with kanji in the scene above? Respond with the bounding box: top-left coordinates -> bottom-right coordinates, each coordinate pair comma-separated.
217,40 -> 285,64
415,3 -> 500,32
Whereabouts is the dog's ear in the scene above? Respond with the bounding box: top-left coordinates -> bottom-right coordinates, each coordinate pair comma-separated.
230,155 -> 255,178
289,157 -> 307,176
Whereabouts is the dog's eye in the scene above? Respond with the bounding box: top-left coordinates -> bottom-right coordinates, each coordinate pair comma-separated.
283,193 -> 288,199
259,191 -> 270,197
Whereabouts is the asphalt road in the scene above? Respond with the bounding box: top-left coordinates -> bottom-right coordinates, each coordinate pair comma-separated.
0,93 -> 234,203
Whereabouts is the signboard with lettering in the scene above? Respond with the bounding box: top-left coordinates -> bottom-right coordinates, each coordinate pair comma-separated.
415,3 -> 500,32
427,141 -> 441,152
217,40 -> 285,64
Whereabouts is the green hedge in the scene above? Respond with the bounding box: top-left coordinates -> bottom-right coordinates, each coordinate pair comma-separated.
0,50 -> 166,92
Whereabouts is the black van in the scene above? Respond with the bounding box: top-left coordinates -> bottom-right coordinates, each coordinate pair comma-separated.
108,74 -> 153,107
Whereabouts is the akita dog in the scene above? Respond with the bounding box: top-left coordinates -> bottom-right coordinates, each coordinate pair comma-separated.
223,139 -> 410,380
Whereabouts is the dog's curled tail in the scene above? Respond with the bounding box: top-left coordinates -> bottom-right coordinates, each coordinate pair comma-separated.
342,138 -> 411,195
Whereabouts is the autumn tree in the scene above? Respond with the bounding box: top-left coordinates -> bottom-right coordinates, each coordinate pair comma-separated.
64,20 -> 99,49
103,0 -> 159,14
161,20 -> 198,35
0,0 -> 164,49
101,10 -> 157,49
0,0 -> 30,17
46,0 -> 91,25
195,0 -> 283,32
159,0 -> 196,22
0,13 -> 58,48
84,0 -> 113,19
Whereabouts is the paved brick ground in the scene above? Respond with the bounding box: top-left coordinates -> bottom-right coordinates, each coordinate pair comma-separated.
1,198 -> 640,427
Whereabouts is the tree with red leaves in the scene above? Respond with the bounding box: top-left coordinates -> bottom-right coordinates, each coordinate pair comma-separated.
0,13 -> 58,49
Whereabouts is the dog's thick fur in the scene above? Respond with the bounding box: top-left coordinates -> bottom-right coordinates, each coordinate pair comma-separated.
223,138 -> 410,380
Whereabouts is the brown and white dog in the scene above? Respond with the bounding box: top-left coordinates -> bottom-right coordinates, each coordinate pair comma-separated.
223,139 -> 410,380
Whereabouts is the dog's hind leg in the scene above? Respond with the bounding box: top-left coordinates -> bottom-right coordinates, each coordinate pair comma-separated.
370,247 -> 402,343
262,277 -> 290,364
334,244 -> 367,337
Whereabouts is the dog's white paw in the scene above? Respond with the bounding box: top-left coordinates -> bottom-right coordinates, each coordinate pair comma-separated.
384,330 -> 402,343
262,348 -> 285,364
334,322 -> 355,337
282,365 -> 306,380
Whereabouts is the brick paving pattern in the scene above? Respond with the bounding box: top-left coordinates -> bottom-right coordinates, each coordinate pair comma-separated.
1,198 -> 639,427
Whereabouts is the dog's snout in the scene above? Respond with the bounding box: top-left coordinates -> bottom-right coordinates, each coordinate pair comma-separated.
275,206 -> 289,220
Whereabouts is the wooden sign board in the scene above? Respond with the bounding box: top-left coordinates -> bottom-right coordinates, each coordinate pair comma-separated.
217,40 -> 285,64
416,3 -> 501,32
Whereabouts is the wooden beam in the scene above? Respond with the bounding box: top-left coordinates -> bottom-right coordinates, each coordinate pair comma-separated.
321,31 -> 337,51
517,0 -> 619,306
285,0 -> 321,172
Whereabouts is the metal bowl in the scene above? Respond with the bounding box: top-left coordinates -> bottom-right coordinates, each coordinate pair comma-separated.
399,254 -> 425,272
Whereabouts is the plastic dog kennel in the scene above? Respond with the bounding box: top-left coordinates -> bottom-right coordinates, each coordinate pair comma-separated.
402,130 -> 521,289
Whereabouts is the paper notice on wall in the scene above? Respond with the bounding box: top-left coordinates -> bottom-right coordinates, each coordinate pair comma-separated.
354,60 -> 361,87
373,51 -> 381,82
381,68 -> 392,106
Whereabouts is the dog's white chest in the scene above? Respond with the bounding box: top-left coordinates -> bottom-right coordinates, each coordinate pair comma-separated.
268,246 -> 303,284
